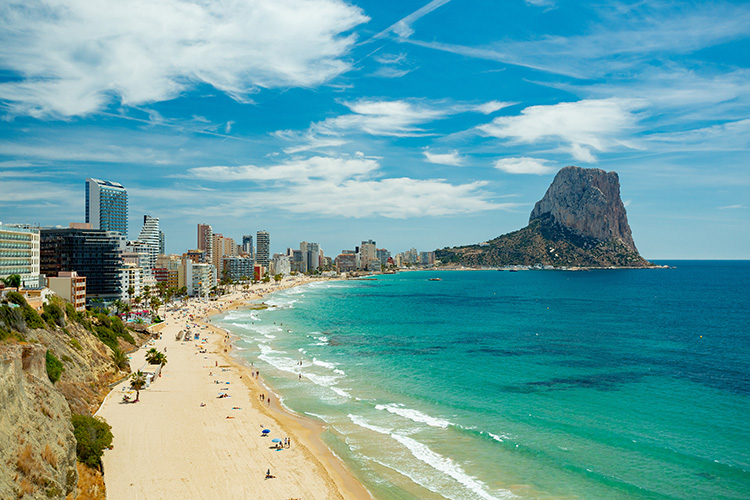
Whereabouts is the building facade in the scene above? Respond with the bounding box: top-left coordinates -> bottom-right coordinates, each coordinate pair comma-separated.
136,215 -> 160,270
221,256 -> 254,281
242,235 -> 254,258
47,271 -> 86,312
85,178 -> 128,236
197,223 -> 213,263
0,223 -> 42,288
256,230 -> 270,269
40,227 -> 124,304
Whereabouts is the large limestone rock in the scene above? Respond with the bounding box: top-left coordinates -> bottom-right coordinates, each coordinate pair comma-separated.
529,166 -> 637,252
436,166 -> 651,268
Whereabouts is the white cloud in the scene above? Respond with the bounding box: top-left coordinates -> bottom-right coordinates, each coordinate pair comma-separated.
313,99 -> 449,137
646,119 -> 750,151
478,98 -> 644,162
474,101 -> 513,114
719,204 -> 747,210
368,0 -> 452,41
187,156 -> 379,184
493,157 -> 555,175
423,150 -> 464,166
0,0 -> 368,118
405,4 -> 750,79
184,154 -> 504,218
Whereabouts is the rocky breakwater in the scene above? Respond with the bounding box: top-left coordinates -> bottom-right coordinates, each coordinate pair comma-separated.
437,166 -> 653,268
0,344 -> 78,499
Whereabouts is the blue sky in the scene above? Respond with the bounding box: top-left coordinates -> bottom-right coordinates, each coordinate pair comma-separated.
1,0 -> 748,259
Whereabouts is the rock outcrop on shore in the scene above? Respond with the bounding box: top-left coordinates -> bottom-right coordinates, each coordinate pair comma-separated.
436,166 -> 652,268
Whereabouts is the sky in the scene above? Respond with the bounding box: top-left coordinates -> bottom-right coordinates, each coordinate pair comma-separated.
0,0 -> 748,259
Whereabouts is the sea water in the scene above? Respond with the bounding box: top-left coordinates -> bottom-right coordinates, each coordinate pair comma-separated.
214,261 -> 750,500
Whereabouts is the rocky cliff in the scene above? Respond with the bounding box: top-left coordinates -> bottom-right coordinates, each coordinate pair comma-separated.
436,166 -> 651,268
0,296 -> 146,499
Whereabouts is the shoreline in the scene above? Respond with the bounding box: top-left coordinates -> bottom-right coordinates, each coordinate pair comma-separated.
98,276 -> 373,500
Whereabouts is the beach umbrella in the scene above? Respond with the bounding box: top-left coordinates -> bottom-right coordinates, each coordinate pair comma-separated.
271,438 -> 281,442
262,429 -> 270,434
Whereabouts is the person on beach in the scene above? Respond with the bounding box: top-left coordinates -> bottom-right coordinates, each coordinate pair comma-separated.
267,397 -> 271,406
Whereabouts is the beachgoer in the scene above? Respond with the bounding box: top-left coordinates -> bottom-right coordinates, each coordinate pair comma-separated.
267,397 -> 271,406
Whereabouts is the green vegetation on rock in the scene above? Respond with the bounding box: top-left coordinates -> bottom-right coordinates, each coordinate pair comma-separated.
71,414 -> 113,470
46,349 -> 64,383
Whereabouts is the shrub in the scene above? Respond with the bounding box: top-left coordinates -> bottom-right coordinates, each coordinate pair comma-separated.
0,303 -> 26,333
69,338 -> 82,351
42,302 -> 65,328
6,292 -> 45,330
94,325 -> 118,351
46,350 -> 64,384
111,347 -> 130,371
71,415 -> 113,469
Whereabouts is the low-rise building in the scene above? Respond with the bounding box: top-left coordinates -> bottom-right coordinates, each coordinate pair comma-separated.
47,271 -> 86,312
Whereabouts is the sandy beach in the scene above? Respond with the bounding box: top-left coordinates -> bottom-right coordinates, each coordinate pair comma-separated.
98,277 -> 372,500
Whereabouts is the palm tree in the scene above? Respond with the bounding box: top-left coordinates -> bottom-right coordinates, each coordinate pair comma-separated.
129,371 -> 146,402
127,286 -> 135,307
145,348 -> 167,366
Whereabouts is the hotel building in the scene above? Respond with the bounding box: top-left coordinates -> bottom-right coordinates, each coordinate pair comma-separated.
0,223 -> 43,288
85,178 -> 128,236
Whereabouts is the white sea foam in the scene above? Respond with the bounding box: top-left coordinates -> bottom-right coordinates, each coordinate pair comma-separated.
313,358 -> 337,370
304,372 -> 341,388
485,432 -> 511,443
390,433 -> 515,500
257,353 -> 301,374
305,412 -> 331,423
348,414 -> 392,435
333,369 -> 346,376
330,386 -> 352,399
375,403 -> 453,429
348,415 -> 514,500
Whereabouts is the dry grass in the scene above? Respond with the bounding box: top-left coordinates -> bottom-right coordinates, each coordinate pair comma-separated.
72,462 -> 105,500
19,478 -> 35,496
41,444 -> 57,467
16,444 -> 36,476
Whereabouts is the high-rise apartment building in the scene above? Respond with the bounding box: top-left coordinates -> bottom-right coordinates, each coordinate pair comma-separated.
242,235 -> 254,259
136,215 -> 160,270
0,223 -> 42,288
85,178 -> 128,236
256,230 -> 270,269
197,223 -> 213,263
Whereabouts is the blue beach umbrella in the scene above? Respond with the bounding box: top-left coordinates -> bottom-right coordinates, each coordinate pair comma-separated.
262,429 -> 270,434
271,438 -> 281,443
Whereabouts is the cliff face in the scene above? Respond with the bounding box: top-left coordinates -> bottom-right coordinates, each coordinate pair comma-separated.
436,166 -> 651,268
0,299 -> 146,499
0,344 -> 78,499
529,166 -> 637,252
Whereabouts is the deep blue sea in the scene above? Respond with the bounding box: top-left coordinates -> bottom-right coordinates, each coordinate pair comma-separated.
214,261 -> 750,500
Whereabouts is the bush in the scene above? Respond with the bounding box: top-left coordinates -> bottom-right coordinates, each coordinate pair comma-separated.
46,350 -> 63,384
0,304 -> 25,334
42,302 -> 65,328
69,338 -> 82,351
111,347 -> 130,371
71,415 -> 113,469
6,292 -> 45,329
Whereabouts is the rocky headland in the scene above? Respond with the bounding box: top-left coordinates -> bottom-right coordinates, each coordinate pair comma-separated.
437,166 -> 653,268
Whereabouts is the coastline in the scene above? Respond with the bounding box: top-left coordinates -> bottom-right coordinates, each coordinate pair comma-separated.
98,276 -> 373,500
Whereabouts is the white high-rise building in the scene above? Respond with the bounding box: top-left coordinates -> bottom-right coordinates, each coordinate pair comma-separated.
85,178 -> 128,236
136,215 -> 160,270
256,230 -> 270,269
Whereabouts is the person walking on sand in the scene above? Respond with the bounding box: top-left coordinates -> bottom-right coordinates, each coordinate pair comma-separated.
267,396 -> 271,406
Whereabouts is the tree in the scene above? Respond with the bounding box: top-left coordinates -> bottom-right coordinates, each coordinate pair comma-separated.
46,350 -> 64,383
130,371 -> 146,402
71,414 -> 113,470
111,347 -> 130,371
274,273 -> 283,283
0,274 -> 21,291
127,286 -> 135,307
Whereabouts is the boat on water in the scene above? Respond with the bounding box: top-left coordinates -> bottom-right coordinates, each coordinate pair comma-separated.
429,278 -> 442,281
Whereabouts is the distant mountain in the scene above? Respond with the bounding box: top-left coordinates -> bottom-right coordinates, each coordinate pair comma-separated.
436,166 -> 652,268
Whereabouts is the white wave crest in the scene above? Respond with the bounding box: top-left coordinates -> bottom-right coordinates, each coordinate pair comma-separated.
330,386 -> 352,399
348,414 -> 392,435
312,358 -> 336,370
375,403 -> 453,429
391,433 -> 515,500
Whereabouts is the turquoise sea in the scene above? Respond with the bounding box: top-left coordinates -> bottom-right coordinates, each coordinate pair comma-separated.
214,261 -> 750,500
